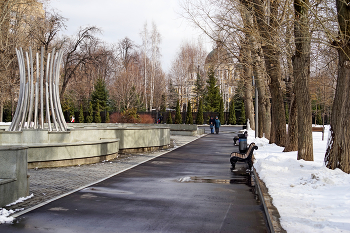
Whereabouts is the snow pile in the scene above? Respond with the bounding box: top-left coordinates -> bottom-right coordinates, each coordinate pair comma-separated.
0,209 -> 14,224
0,194 -> 33,224
249,126 -> 350,233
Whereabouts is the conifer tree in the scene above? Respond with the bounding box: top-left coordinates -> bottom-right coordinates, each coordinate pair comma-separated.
91,78 -> 109,114
228,100 -> 236,125
166,112 -> 173,124
86,102 -> 93,123
218,97 -> 225,124
106,111 -> 110,123
204,68 -> 220,112
79,104 -> 84,123
239,101 -> 246,125
196,99 -> 204,125
175,99 -> 182,124
194,72 -> 205,108
186,100 -> 193,124
95,102 -> 101,123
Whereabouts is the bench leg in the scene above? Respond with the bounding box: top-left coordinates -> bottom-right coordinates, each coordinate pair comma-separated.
231,162 -> 236,170
247,160 -> 253,170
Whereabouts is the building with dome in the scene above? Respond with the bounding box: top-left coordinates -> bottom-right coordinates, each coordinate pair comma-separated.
204,44 -> 239,112
172,43 -> 240,112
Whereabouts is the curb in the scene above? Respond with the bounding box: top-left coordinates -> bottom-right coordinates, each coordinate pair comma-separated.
253,168 -> 286,233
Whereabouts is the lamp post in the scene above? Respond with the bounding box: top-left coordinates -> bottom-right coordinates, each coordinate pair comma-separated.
253,76 -> 258,138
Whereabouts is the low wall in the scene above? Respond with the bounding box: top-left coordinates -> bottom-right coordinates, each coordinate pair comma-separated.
0,126 -> 170,168
67,123 -> 203,136
0,146 -> 29,207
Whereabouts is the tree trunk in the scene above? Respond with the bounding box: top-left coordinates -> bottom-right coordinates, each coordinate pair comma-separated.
0,101 -> 3,122
241,39 -> 255,130
284,92 -> 298,152
253,0 -> 286,146
293,0 -> 313,161
325,0 -> 350,173
241,0 -> 270,139
284,13 -> 298,152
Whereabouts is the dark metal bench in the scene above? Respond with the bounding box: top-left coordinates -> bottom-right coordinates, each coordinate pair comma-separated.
230,143 -> 258,170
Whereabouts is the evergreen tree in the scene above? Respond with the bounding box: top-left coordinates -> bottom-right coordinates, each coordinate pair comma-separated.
79,104 -> 84,123
228,100 -> 236,125
106,111 -> 110,123
196,99 -> 204,125
175,99 -> 182,124
86,102 -> 93,123
239,101 -> 246,125
186,100 -> 193,124
160,94 -> 167,112
95,102 -> 101,123
204,68 -> 220,112
91,78 -> 109,119
218,97 -> 225,124
166,112 -> 173,124
194,72 -> 205,108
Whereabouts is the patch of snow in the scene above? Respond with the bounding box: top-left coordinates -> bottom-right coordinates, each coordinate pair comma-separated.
178,176 -> 192,182
6,194 -> 34,207
249,125 -> 350,233
0,208 -> 14,224
0,194 -> 34,224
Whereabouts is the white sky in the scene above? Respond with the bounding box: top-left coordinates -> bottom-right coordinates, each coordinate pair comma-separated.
48,0 -> 212,72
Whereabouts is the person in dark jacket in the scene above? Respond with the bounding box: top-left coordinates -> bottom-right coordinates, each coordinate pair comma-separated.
214,116 -> 221,134
209,116 -> 215,134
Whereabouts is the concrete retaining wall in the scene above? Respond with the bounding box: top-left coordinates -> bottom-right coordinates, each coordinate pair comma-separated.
0,146 -> 29,207
67,123 -> 203,136
0,127 -> 170,168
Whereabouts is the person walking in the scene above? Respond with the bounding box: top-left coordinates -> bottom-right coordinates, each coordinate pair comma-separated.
209,116 -> 215,134
214,116 -> 221,134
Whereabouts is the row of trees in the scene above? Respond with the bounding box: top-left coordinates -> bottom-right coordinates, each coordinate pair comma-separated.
0,0 -> 168,124
181,0 -> 350,173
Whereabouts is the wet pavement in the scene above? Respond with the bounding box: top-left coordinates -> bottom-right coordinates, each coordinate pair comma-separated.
1,126 -> 268,233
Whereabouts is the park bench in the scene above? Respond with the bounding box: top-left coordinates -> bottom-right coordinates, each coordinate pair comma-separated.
312,126 -> 325,140
230,143 -> 258,170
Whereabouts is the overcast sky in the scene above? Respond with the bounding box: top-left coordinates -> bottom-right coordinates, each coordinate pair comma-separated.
49,0 -> 212,72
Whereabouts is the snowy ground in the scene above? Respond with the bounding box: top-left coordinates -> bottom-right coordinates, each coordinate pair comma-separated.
249,125 -> 350,233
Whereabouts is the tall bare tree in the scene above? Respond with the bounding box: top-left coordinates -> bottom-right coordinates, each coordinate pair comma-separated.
293,0 -> 313,161
253,0 -> 286,146
60,26 -> 101,97
325,0 -> 350,173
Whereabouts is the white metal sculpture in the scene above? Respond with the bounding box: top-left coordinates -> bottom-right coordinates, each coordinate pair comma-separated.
8,47 -> 67,131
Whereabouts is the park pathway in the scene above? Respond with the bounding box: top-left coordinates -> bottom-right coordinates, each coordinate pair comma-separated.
0,128 -> 268,233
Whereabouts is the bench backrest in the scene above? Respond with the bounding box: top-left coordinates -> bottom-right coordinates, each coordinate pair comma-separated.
312,127 -> 324,132
246,143 -> 258,159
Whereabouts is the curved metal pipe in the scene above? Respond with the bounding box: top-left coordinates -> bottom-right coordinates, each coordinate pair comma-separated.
49,48 -> 58,131
45,53 -> 52,131
27,47 -> 34,128
40,47 -> 44,129
55,50 -> 67,130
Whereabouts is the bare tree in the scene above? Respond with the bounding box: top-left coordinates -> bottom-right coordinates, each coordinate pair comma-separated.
149,22 -> 161,111
0,0 -> 41,122
140,22 -> 149,111
28,10 -> 66,52
60,26 -> 101,97
293,0 -> 313,161
325,0 -> 350,173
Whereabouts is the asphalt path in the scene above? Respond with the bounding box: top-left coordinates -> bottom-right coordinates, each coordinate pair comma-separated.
1,126 -> 267,233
